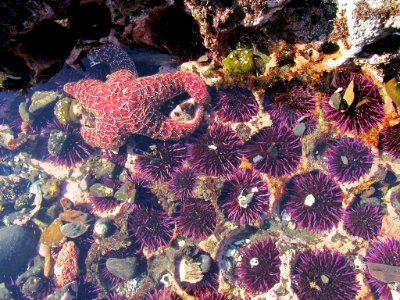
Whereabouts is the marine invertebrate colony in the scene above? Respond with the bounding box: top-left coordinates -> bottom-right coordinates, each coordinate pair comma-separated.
324,137 -> 373,182
135,142 -> 187,181
343,204 -> 383,240
322,72 -> 384,133
379,123 -> 400,159
292,250 -> 359,300
218,169 -> 270,224
236,239 -> 281,293
243,125 -> 302,177
64,48 -> 210,149
282,170 -> 343,231
128,207 -> 174,250
214,87 -> 258,122
365,238 -> 400,300
188,123 -> 242,177
177,197 -> 217,240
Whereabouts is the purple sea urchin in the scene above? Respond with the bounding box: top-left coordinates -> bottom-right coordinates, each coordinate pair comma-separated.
135,142 -> 187,181
214,87 -> 258,122
379,123 -> 400,159
322,72 -> 384,133
217,169 -> 270,224
343,204 -> 383,240
243,125 -> 302,177
145,288 -> 182,300
41,120 -> 94,166
292,249 -> 359,300
177,197 -> 217,240
265,84 -> 315,127
169,165 -> 198,200
324,137 -> 374,182
282,170 -> 343,231
195,290 -> 228,300
188,123 -> 242,177
365,238 -> 400,300
89,195 -> 120,214
128,207 -> 174,250
236,239 -> 281,293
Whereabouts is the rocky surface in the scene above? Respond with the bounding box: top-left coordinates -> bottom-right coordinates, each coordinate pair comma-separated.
0,225 -> 39,280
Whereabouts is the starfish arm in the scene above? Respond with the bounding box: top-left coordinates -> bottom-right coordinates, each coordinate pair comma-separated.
81,119 -> 126,149
140,106 -> 205,141
64,79 -> 104,113
137,71 -> 210,107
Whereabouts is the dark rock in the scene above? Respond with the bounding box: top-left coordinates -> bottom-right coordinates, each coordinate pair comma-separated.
21,276 -> 42,297
61,223 -> 90,238
46,281 -> 78,300
106,257 -> 138,281
16,255 -> 44,285
0,225 -> 39,280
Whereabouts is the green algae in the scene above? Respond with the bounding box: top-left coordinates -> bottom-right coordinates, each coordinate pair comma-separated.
223,49 -> 256,74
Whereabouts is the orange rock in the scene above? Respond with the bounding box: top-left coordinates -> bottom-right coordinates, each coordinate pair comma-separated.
54,241 -> 79,287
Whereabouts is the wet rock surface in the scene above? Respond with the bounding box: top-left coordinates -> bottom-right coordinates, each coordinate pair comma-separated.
0,225 -> 39,280
106,256 -> 139,281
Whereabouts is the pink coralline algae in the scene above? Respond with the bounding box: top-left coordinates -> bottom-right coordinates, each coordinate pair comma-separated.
243,125 -> 302,177
365,238 -> 400,300
218,169 -> 270,224
214,87 -> 259,122
322,72 -> 384,133
324,137 -> 374,182
236,239 -> 281,293
343,204 -> 383,240
53,241 -> 80,287
379,123 -> 400,159
265,84 -> 316,128
188,123 -> 243,177
282,170 -> 344,232
292,250 -> 359,300
64,68 -> 210,149
177,197 -> 217,240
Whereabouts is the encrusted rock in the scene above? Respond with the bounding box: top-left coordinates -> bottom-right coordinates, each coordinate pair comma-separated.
54,241 -> 79,287
47,129 -> 68,156
114,181 -> 136,203
89,183 -> 114,197
29,91 -> 61,113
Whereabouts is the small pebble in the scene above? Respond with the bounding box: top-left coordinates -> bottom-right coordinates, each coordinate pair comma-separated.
106,257 -> 139,281
61,222 -> 90,238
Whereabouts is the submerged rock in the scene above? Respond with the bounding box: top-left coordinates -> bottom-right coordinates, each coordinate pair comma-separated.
106,257 -> 139,281
0,225 -> 39,280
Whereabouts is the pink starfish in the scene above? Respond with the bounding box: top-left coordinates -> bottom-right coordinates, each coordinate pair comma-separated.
63,69 -> 209,149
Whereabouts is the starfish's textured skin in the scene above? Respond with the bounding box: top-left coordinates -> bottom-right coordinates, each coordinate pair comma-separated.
63,69 -> 209,149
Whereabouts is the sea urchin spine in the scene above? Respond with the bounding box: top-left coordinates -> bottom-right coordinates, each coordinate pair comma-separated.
324,137 -> 374,182
236,239 -> 281,293
292,249 -> 359,300
282,170 -> 343,232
